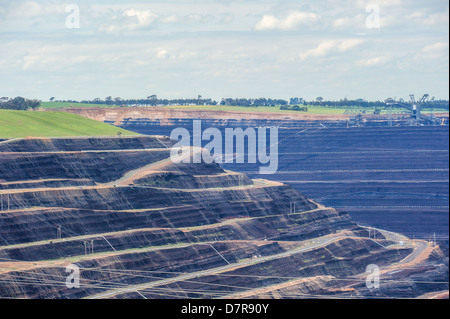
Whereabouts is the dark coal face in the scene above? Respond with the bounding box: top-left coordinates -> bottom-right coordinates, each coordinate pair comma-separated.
122,121 -> 449,242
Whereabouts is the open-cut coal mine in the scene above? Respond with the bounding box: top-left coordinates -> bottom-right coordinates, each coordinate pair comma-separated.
0,133 -> 448,299
119,119 -> 449,244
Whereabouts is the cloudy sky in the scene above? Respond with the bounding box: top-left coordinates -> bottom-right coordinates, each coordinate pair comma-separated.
0,0 -> 448,102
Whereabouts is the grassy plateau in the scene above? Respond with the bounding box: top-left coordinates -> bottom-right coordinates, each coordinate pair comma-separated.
0,109 -> 138,139
41,102 -> 347,114
40,101 -> 448,116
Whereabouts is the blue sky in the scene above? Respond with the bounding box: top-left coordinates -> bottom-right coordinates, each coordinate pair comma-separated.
0,0 -> 448,101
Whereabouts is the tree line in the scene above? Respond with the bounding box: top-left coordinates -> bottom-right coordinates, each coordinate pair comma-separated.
5,94 -> 445,111
52,96 -> 449,110
0,97 -> 41,110
219,98 -> 289,107
74,95 -> 218,107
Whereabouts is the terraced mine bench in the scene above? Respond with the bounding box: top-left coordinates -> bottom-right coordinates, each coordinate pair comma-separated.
0,136 -> 447,299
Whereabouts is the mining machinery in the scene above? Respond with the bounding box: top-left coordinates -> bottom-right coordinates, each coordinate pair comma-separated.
385,94 -> 441,126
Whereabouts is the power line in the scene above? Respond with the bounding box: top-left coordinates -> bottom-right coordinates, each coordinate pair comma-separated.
0,257 -> 447,300
208,244 -> 230,265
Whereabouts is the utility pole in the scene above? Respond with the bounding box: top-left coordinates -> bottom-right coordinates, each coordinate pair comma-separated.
288,202 -> 296,218
433,233 -> 436,247
290,202 -> 296,215
387,104 -> 393,127
91,240 -> 94,254
84,241 -> 88,255
56,225 -> 62,239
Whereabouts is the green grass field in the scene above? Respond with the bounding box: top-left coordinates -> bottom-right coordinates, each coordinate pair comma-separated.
41,101 -> 345,114
40,101 -> 448,115
0,110 -> 138,138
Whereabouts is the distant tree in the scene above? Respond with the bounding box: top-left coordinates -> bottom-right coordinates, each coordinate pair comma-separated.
49,97 -> 55,102
12,97 -> 26,110
28,99 -> 41,110
316,97 -> 323,103
290,97 -> 299,105
105,96 -> 113,105
280,105 -> 307,112
0,96 -> 40,110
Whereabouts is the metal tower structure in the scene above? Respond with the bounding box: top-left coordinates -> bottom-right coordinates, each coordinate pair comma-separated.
385,94 -> 440,125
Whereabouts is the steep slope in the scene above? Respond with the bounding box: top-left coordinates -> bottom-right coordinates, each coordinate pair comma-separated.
0,136 -> 447,299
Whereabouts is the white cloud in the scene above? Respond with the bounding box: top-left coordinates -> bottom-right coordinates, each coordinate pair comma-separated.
0,1 -> 448,100
422,12 -> 449,26
421,42 -> 449,59
333,17 -> 351,29
5,1 -> 65,19
301,41 -> 336,58
338,39 -> 364,51
99,8 -> 158,32
300,39 -> 365,60
21,51 -> 89,71
160,13 -> 214,25
217,13 -> 235,24
354,0 -> 403,9
124,8 -> 157,27
423,42 -> 448,53
161,14 -> 179,23
255,11 -> 320,31
332,14 -> 367,31
358,56 -> 388,67
156,49 -> 170,59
